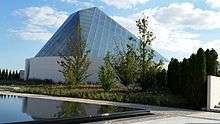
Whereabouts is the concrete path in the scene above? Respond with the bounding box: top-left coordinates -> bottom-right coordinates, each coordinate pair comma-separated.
88,111 -> 220,124
1,91 -> 220,124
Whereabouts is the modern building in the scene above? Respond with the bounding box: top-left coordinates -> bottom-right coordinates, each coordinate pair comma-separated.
24,7 -> 167,83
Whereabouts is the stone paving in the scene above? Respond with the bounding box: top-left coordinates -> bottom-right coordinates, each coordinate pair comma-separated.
1,91 -> 220,124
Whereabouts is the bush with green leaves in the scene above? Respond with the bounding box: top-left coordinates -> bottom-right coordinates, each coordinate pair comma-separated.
99,52 -> 118,91
112,41 -> 140,89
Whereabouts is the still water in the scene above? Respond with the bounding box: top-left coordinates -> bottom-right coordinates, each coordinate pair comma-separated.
0,94 -> 138,123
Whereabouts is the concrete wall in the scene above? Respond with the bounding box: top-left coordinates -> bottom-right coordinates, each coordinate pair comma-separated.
24,57 -> 103,83
207,76 -> 220,110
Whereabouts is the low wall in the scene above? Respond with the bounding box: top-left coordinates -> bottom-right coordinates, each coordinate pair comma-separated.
207,76 -> 220,110
24,57 -> 103,83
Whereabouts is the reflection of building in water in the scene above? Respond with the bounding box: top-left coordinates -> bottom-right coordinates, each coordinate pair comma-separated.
22,97 -> 104,119
22,98 -> 63,119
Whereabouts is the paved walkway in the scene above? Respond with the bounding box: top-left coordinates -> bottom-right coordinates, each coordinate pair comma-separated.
1,91 -> 220,124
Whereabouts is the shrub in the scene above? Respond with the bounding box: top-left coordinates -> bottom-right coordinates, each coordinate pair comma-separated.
112,41 -> 140,89
99,52 -> 118,91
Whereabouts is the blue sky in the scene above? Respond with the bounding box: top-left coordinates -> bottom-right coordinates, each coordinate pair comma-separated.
0,0 -> 220,70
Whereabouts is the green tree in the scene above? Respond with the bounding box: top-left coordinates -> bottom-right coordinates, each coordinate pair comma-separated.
15,70 -> 20,80
12,71 -> 15,80
136,17 -> 164,91
58,24 -> 90,85
16,70 -> 20,80
183,49 -> 207,108
180,58 -> 190,96
5,69 -> 8,80
2,69 -> 5,80
205,49 -> 218,76
192,48 -> 206,108
99,52 -> 118,91
113,41 -> 140,88
156,69 -> 167,88
167,58 -> 180,94
8,70 -> 12,80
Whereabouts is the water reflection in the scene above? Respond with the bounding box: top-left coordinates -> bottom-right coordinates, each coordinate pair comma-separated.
0,94 -> 137,123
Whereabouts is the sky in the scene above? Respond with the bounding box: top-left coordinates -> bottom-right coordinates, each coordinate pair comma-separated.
0,0 -> 220,70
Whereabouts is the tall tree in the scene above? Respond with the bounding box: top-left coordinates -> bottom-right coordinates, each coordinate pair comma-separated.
2,69 -> 5,80
156,69 -> 167,88
196,48 -> 207,107
16,70 -> 20,80
189,48 -> 206,108
167,58 -> 180,94
205,49 -> 218,76
136,17 -> 163,90
8,70 -> 12,80
12,71 -> 15,80
180,58 -> 190,96
58,24 -> 90,85
5,69 -> 8,80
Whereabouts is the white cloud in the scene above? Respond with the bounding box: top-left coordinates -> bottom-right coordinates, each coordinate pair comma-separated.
13,6 -> 68,41
112,14 -> 201,54
142,3 -> 220,30
16,6 -> 68,28
10,24 -> 53,41
101,0 -> 150,9
112,2 -> 220,60
206,0 -> 220,8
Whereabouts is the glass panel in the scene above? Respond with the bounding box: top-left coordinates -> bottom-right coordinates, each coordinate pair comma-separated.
35,8 -> 165,62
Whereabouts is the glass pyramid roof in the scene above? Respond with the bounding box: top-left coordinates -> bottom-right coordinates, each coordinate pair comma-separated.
35,7 -> 166,62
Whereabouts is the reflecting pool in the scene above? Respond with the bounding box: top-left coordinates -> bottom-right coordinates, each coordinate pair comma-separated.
0,94 -> 141,123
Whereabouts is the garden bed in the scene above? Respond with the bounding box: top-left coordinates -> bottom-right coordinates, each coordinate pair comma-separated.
4,84 -> 191,109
